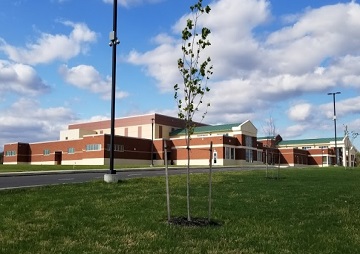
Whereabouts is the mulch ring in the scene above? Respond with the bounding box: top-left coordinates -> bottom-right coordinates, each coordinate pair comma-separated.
168,216 -> 222,227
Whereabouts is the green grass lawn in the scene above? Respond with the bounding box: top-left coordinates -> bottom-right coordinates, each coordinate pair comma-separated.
1,167 -> 360,253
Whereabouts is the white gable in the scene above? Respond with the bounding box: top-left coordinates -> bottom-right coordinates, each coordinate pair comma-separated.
232,120 -> 257,137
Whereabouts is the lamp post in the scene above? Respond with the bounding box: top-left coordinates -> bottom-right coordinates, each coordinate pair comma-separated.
105,0 -> 120,182
151,118 -> 154,167
327,92 -> 341,166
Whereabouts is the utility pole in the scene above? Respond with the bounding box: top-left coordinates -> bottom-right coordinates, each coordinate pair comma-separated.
104,0 -> 120,183
328,92 -> 341,166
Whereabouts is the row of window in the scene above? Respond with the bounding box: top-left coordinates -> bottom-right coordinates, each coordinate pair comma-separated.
85,144 -> 101,151
224,136 -> 255,161
43,147 -> 78,155
40,144 -> 125,155
302,145 -> 329,150
106,144 -> 125,152
5,150 -> 16,157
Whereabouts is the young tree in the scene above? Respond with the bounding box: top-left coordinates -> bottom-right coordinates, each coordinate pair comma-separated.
174,0 -> 213,222
343,125 -> 358,169
262,116 -> 277,177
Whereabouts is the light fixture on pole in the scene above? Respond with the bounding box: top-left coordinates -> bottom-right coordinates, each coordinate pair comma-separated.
151,118 -> 154,167
104,0 -> 120,183
327,92 -> 341,166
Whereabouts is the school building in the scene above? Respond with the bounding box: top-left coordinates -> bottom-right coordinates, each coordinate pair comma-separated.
3,113 -> 357,167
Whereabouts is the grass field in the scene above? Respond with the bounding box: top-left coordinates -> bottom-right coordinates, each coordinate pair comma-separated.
1,167 -> 360,253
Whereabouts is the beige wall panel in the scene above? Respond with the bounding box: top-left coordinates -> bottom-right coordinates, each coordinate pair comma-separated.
174,159 -> 224,166
30,161 -> 57,165
60,129 -> 97,140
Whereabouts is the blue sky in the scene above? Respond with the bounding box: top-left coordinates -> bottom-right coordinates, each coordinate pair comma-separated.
1,0 -> 360,151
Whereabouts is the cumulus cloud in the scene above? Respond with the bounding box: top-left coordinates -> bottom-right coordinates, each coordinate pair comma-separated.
127,43 -> 180,92
0,21 -> 97,65
58,64 -> 129,100
0,60 -> 50,97
265,2 -> 360,75
102,0 -> 164,8
281,96 -> 360,140
287,103 -> 313,121
282,124 -> 309,139
321,96 -> 360,119
0,98 -> 78,148
125,0 -> 360,140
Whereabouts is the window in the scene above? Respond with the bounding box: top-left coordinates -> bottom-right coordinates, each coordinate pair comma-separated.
225,147 -> 235,160
68,148 -> 75,154
159,126 -> 163,138
86,144 -> 101,151
106,144 -> 124,152
257,151 -> 263,161
302,146 -> 311,150
225,147 -> 230,159
319,146 -> 328,149
43,149 -> 50,155
245,136 -> 253,147
322,156 -> 327,164
246,149 -> 253,162
5,150 -> 16,157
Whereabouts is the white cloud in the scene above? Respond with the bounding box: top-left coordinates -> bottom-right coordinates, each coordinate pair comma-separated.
151,33 -> 176,45
265,2 -> 360,75
0,60 -> 50,97
282,96 -> 360,140
287,103 -> 313,121
102,0 -> 164,8
0,98 -> 77,149
58,64 -> 129,100
282,124 -> 309,139
127,43 -> 180,92
131,0 -> 271,91
125,0 -> 360,138
0,21 -> 97,65
322,96 -> 360,119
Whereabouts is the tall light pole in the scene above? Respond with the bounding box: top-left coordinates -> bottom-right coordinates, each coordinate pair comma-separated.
328,92 -> 341,166
151,118 -> 154,167
107,0 -> 120,178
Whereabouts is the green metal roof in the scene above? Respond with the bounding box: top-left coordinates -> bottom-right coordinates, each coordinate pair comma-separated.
278,137 -> 344,146
169,123 -> 241,136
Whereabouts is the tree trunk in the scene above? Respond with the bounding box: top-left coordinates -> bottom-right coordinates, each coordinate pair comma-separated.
266,149 -> 268,178
186,133 -> 191,221
208,141 -> 213,221
277,152 -> 280,179
164,140 -> 171,223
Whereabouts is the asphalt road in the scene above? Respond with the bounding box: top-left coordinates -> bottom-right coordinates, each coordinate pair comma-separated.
0,166 -> 269,191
